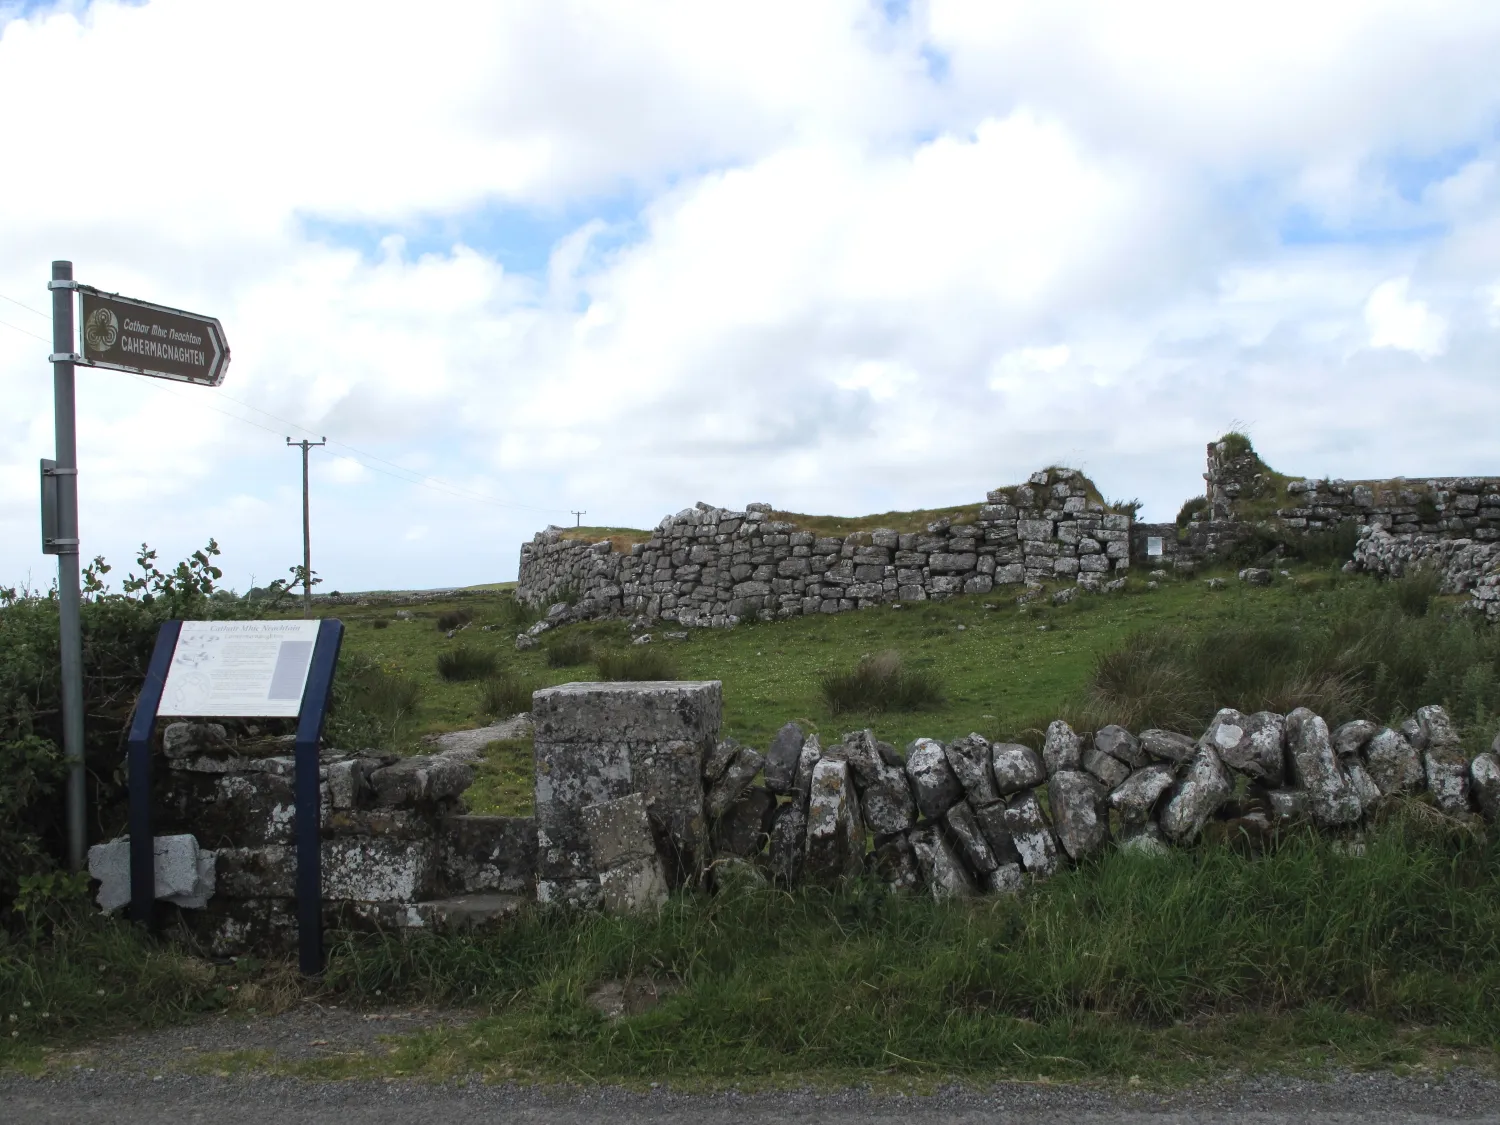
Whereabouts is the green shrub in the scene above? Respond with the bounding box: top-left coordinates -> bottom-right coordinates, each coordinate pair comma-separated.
1392,567 -> 1442,618
595,646 -> 679,681
436,644 -> 498,682
543,633 -> 593,668
370,617 -> 390,629
820,650 -> 945,715
479,671 -> 537,718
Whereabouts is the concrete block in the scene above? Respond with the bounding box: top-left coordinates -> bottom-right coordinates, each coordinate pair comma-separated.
88,834 -> 213,913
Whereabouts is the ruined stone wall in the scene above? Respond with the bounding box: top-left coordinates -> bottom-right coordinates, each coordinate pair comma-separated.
516,468 -> 1134,628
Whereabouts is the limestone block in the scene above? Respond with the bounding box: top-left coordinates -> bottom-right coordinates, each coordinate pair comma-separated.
1161,747 -> 1232,842
1204,709 -> 1286,787
630,738 -> 709,876
1139,729 -> 1197,764
583,792 -> 658,869
325,837 -> 439,902
442,815 -> 537,894
767,801 -> 807,884
702,737 -> 741,783
1003,790 -> 1061,878
88,834 -> 214,913
904,738 -> 964,819
1042,720 -> 1082,774
764,721 -> 806,794
1286,709 -> 1362,827
803,759 -> 865,885
534,740 -> 633,880
537,878 -> 603,910
1418,705 -> 1471,814
162,722 -> 230,760
706,745 -> 765,819
991,743 -> 1046,794
1470,753 -> 1500,822
944,733 -> 1000,807
944,800 -> 997,873
367,755 -> 473,807
1332,720 -> 1379,759
1109,764 -> 1176,827
872,832 -> 921,892
531,681 -> 723,745
1081,744 -> 1130,790
909,825 -> 975,899
1048,770 -> 1108,859
973,801 -> 1021,866
599,855 -> 670,914
712,786 -> 775,856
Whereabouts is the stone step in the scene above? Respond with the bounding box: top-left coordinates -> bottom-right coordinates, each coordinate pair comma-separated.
414,893 -> 526,931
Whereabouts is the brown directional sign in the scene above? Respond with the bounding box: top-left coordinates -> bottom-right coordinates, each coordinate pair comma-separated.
78,288 -> 229,386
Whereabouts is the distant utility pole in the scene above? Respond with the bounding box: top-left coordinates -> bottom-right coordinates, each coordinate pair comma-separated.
286,437 -> 326,617
571,510 -> 586,527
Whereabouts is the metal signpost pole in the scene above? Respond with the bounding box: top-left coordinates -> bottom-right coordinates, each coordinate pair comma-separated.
48,261 -> 87,871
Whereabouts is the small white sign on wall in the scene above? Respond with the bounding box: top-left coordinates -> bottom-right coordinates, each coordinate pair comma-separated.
1147,536 -> 1164,558
158,620 -> 321,717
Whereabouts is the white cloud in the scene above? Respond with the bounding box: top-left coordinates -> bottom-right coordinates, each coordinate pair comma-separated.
3,1 -> 1500,591
1365,277 -> 1449,358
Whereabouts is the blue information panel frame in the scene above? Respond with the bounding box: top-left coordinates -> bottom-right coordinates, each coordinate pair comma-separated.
125,618 -> 344,975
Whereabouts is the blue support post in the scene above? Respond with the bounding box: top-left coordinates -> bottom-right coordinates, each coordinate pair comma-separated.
295,618 -> 344,975
126,620 -> 182,928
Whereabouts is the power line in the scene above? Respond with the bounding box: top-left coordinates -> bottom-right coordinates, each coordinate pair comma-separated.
0,316 -> 49,344
0,292 -> 48,320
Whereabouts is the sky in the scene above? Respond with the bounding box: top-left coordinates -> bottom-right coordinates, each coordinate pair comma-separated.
2,0 -> 1499,595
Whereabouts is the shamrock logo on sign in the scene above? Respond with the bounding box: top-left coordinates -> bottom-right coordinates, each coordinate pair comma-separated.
84,307 -> 118,353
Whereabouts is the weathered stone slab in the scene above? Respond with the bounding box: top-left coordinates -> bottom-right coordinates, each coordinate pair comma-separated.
764,722 -> 806,794
531,681 -> 722,745
1286,708 -> 1361,827
88,834 -> 214,913
857,759 -> 917,836
944,733 -> 1000,807
1364,727 -> 1425,795
1266,788 -> 1309,825
1161,747 -> 1231,842
909,825 -> 974,899
367,755 -> 473,807
702,737 -> 741,784
1204,709 -> 1286,786
792,735 -> 823,803
973,801 -> 1021,866
803,759 -> 865,885
534,740 -> 633,880
583,792 -> 658,869
1094,725 -> 1147,769
905,738 -> 964,819
1081,744 -> 1130,789
1470,753 -> 1500,822
1048,770 -> 1108,859
767,801 -> 807,884
537,877 -> 603,910
985,863 -> 1025,893
599,855 -> 669,915
162,722 -> 230,760
944,800 -> 998,873
1109,764 -> 1175,827
706,745 -> 765,819
1139,729 -> 1196,764
1344,757 -> 1383,812
1332,720 -> 1379,759
1118,823 -> 1170,857
442,815 -> 536,894
629,738 -> 708,878
1002,790 -> 1060,878
156,770 -> 331,847
872,832 -> 921,892
1418,705 -> 1470,814
712,786 -> 775,856
1042,720 -> 1082,774
991,743 -> 1046,794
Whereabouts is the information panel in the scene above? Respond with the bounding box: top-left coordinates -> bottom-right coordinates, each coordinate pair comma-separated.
158,620 -> 321,717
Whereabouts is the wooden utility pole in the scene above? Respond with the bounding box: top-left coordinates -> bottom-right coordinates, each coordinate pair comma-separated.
286,437 -> 326,617
571,509 -> 586,527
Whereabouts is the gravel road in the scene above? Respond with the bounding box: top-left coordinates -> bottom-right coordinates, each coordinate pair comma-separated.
5,1005 -> 1500,1123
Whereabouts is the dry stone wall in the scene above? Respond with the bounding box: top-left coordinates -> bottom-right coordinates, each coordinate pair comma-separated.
103,683 -> 1500,954
517,468 -> 1133,629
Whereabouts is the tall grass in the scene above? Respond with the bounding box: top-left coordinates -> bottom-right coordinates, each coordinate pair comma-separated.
1070,572 -> 1500,736
435,644 -> 499,682
479,670 -> 537,718
544,633 -> 594,668
595,647 -> 679,681
821,650 -> 945,715
326,652 -> 422,751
